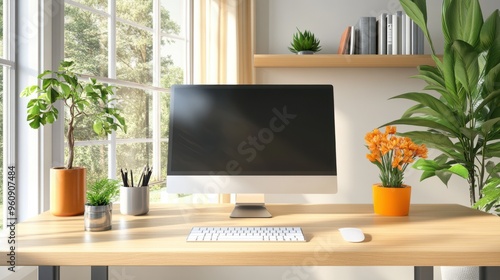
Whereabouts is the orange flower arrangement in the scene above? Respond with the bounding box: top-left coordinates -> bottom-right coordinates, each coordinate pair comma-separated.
365,126 -> 428,187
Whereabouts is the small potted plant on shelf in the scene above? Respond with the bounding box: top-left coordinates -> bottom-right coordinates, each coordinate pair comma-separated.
84,178 -> 120,231
365,126 -> 428,216
21,60 -> 127,216
288,28 -> 322,55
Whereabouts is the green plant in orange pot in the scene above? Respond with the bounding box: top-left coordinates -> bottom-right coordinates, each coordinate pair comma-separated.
365,126 -> 428,216
21,60 -> 127,216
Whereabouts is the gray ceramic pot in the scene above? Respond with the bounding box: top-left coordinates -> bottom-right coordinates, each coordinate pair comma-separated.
84,204 -> 112,231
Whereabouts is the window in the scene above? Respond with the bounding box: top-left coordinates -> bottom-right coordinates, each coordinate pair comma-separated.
64,0 -> 190,201
1,0 -> 15,229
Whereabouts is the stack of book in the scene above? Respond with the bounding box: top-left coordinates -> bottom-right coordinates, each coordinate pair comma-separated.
338,11 -> 424,55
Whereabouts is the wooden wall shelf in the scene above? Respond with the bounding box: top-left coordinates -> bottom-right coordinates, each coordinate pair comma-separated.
254,54 -> 436,68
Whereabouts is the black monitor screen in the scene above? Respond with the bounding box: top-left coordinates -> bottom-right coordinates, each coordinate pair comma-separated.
167,84 -> 336,176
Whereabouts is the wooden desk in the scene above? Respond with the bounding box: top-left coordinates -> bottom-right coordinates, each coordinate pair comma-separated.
3,204 -> 500,279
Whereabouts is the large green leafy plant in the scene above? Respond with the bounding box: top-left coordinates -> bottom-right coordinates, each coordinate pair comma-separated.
21,60 -> 127,170
386,0 -> 500,213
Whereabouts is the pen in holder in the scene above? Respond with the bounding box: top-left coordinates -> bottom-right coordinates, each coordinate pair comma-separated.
120,167 -> 151,216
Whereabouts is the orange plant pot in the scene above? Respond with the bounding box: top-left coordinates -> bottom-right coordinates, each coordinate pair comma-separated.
50,167 -> 86,216
372,184 -> 411,216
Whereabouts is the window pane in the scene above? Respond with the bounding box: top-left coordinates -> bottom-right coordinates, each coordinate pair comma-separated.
161,0 -> 184,35
63,1 -> 190,192
161,141 -> 168,180
71,145 -> 109,181
116,88 -> 153,139
116,22 -> 153,85
160,91 -> 170,138
116,0 -> 152,29
116,142 -> 153,184
161,37 -> 185,87
71,0 -> 107,11
64,4 -> 108,77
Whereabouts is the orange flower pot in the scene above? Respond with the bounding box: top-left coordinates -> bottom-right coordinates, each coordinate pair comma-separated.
50,167 -> 86,216
372,184 -> 411,216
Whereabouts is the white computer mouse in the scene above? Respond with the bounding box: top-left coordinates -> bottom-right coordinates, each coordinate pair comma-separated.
338,227 -> 365,243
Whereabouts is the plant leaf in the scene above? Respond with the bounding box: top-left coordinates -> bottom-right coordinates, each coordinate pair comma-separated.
445,0 -> 483,48
20,85 -> 39,97
479,10 -> 500,52
384,118 -> 457,135
389,92 -> 460,133
435,169 -> 453,185
448,164 -> 469,178
452,40 -> 480,95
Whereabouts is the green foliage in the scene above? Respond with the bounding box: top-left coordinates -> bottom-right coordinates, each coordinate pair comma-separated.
385,0 -> 500,209
288,28 -> 322,53
474,178 -> 500,214
20,60 -> 127,169
86,178 -> 120,206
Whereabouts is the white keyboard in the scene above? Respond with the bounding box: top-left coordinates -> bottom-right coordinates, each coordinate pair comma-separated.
187,226 -> 306,242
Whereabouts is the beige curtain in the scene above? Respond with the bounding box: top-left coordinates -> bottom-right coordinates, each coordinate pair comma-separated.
194,0 -> 255,84
194,0 -> 255,203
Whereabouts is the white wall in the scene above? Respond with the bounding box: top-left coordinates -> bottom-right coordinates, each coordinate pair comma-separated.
256,0 -> 442,55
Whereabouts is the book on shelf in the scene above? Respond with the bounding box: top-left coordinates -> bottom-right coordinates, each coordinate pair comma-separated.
411,20 -> 418,54
417,25 -> 424,54
404,13 -> 411,54
354,17 -> 376,54
377,13 -> 387,55
388,11 -> 425,55
386,14 -> 393,55
337,26 -> 352,54
338,11 -> 425,56
392,13 -> 399,55
398,11 -> 405,54
349,25 -> 355,54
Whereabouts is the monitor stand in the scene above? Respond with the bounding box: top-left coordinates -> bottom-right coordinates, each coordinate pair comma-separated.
230,194 -> 272,218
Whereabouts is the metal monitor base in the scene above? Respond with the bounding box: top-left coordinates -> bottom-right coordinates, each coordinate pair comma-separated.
230,203 -> 272,218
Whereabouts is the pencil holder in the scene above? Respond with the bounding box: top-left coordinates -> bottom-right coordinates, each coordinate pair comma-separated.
120,186 -> 149,215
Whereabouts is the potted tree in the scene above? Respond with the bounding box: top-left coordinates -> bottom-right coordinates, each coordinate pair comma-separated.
21,60 -> 127,216
84,178 -> 120,231
386,0 -> 500,278
288,28 -> 322,54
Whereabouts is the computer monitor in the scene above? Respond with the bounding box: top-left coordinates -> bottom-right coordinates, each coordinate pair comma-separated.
166,84 -> 337,217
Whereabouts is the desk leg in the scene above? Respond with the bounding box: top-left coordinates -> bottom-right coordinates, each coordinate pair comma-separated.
480,266 -> 500,280
39,266 -> 60,280
91,266 -> 108,280
414,266 -> 433,280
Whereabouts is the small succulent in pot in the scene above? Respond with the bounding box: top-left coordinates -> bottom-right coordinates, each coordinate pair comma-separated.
288,28 -> 322,54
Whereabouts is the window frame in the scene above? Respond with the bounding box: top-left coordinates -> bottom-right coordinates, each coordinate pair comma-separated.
63,0 -> 192,186
1,0 -> 16,229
